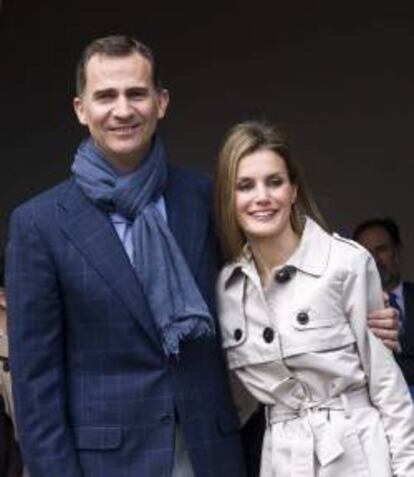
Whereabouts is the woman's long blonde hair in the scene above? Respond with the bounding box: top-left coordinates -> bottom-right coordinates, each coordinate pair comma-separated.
214,120 -> 327,262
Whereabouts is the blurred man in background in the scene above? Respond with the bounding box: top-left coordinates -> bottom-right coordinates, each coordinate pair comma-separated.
354,218 -> 414,398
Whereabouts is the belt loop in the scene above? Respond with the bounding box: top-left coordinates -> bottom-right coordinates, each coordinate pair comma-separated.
340,393 -> 351,419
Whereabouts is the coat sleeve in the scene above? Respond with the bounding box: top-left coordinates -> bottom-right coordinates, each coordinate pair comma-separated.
343,248 -> 414,476
6,205 -> 83,477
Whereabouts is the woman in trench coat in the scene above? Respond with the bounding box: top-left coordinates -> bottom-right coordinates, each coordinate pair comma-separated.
214,120 -> 414,477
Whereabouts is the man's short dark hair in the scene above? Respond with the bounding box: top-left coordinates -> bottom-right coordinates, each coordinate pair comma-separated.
75,35 -> 162,96
353,217 -> 402,247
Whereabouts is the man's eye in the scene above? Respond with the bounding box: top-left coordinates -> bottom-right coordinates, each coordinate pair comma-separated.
377,245 -> 390,253
129,90 -> 147,99
95,93 -> 114,101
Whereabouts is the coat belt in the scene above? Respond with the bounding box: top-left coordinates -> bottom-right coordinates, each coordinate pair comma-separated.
264,387 -> 371,476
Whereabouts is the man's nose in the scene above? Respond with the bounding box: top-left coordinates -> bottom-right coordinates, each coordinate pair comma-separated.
113,96 -> 134,118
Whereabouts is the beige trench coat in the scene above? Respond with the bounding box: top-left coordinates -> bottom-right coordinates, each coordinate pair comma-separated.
217,218 -> 414,477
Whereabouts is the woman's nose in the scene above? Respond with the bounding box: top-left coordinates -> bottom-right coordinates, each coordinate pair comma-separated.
255,184 -> 270,203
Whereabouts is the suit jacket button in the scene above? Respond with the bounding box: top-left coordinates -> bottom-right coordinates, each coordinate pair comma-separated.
297,312 -> 309,325
234,328 -> 243,341
161,414 -> 173,424
263,327 -> 274,343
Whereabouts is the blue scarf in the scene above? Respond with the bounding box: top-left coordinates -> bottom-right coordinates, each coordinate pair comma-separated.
71,136 -> 215,356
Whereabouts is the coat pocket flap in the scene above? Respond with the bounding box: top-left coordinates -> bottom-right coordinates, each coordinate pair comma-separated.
73,426 -> 122,450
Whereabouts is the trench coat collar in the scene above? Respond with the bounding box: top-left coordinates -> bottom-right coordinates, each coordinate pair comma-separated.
221,245 -> 253,289
222,217 -> 332,287
286,217 -> 331,277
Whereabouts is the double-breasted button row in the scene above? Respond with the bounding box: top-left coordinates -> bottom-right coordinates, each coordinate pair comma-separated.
232,312 -> 310,345
233,327 -> 276,343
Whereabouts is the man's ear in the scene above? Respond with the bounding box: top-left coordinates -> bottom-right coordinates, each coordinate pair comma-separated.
73,96 -> 87,125
156,88 -> 170,120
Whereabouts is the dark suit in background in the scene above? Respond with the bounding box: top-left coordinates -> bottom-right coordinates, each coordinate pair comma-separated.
396,282 -> 414,393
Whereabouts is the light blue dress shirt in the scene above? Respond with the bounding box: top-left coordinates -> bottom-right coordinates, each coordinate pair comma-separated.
110,195 -> 167,265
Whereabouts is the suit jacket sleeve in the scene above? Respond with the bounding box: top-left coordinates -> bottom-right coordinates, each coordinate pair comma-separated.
343,249 -> 414,476
6,205 -> 83,476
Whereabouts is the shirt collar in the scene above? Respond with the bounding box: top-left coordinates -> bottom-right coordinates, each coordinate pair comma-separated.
391,282 -> 404,300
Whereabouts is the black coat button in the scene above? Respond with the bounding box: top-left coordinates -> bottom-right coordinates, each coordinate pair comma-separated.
275,266 -> 295,284
234,328 -> 243,341
263,327 -> 274,343
297,312 -> 309,325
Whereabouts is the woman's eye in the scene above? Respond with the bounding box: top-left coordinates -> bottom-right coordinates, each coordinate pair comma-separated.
268,177 -> 283,187
236,181 -> 253,191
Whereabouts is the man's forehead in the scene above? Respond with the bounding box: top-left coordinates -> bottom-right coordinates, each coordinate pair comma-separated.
87,51 -> 149,65
84,52 -> 153,85
360,226 -> 393,246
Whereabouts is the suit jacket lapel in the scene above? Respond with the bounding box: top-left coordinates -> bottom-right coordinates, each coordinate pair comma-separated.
164,167 -> 208,275
57,180 -> 160,346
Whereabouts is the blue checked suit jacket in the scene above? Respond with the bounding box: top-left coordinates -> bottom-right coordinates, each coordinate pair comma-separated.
6,165 -> 246,477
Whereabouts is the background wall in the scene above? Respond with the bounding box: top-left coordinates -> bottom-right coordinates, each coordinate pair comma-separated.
1,1 -> 414,277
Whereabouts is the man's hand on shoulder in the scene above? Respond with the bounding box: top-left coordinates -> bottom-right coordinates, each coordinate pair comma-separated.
368,293 -> 400,352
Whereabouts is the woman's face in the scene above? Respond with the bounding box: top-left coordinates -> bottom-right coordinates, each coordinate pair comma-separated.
234,148 -> 297,244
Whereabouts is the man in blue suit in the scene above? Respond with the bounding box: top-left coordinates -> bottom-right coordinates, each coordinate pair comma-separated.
6,35 -> 246,477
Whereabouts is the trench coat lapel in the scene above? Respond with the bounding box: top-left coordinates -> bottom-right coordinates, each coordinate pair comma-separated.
57,180 -> 160,346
